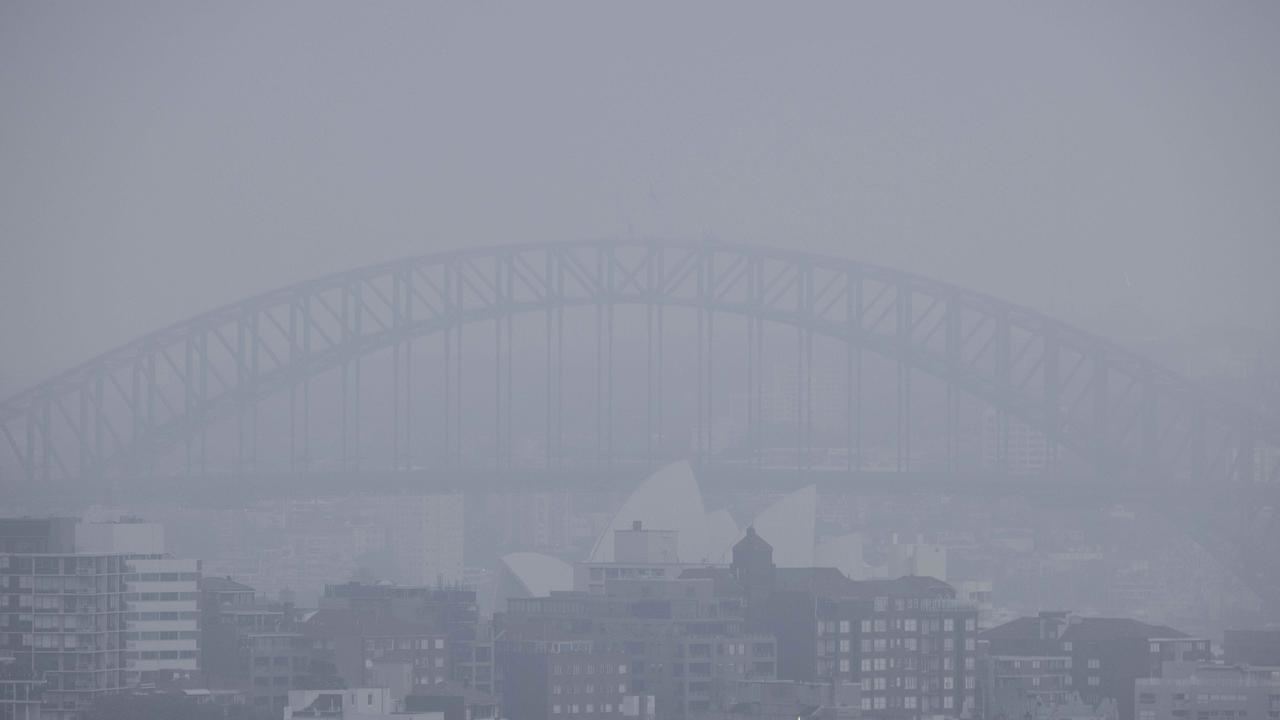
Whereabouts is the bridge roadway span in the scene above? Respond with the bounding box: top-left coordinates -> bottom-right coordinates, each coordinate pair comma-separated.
1,238 -> 1277,607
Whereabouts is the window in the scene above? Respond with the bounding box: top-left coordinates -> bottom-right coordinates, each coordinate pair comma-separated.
840,620 -> 851,634
1088,659 -> 1100,669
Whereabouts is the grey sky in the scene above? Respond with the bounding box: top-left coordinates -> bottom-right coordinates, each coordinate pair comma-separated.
2,1 -> 1277,395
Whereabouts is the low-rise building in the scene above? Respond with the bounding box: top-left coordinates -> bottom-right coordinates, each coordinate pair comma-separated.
980,612 -> 1210,720
247,632 -> 314,714
575,522 -> 693,595
319,583 -> 495,699
1135,663 -> 1280,720
302,608 -> 450,692
199,575 -> 293,689
731,528 -> 978,719
496,639 -> 636,720
1224,629 -> 1280,667
284,686 -> 441,719
501,571 -> 774,720
692,678 -> 860,719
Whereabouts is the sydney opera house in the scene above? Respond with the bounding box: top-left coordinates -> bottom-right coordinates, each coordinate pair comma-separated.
496,461 -> 866,610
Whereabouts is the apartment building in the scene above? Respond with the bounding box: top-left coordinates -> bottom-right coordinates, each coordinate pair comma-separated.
732,527 -> 979,720
76,521 -> 200,686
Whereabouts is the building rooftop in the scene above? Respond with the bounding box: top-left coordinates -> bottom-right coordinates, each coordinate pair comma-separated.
1061,617 -> 1187,644
774,568 -> 956,602
302,608 -> 436,639
678,566 -> 745,597
982,614 -> 1189,644
846,575 -> 955,599
199,576 -> 255,593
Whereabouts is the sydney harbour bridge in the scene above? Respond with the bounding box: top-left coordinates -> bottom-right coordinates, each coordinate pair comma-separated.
2,238 -> 1278,608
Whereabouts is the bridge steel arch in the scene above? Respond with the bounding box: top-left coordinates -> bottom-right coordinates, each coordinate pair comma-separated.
2,238 -> 1277,490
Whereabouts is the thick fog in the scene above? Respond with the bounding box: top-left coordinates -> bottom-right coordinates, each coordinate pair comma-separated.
3,4 -> 1280,720
3,2 -> 1279,393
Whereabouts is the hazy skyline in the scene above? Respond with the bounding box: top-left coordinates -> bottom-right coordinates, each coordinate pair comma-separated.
3,1 -> 1278,395
2,8 -> 1279,718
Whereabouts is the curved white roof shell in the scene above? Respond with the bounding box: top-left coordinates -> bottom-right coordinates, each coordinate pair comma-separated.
588,461 -> 712,563
499,552 -> 573,598
749,485 -> 817,567
704,509 -> 741,564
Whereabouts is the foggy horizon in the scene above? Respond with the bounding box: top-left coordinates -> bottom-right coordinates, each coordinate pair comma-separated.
3,2 -> 1280,396
2,4 -> 1279,720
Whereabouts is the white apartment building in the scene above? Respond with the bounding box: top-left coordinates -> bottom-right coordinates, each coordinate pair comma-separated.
76,521 -> 201,684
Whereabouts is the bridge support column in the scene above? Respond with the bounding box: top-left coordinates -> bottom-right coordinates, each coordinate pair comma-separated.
896,280 -> 912,473
645,248 -> 656,469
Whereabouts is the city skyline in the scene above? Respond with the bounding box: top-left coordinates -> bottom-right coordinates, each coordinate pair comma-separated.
2,3 -> 1279,719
